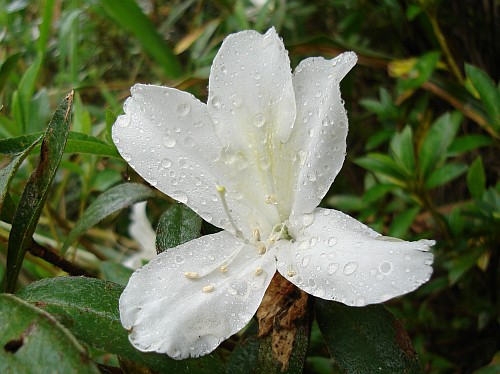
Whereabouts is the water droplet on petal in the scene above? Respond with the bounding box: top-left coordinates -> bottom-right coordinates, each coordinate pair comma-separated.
172,191 -> 188,204
175,255 -> 184,264
162,135 -> 176,148
328,237 -> 338,247
328,263 -> 339,275
220,65 -> 227,74
212,95 -> 221,109
176,103 -> 190,117
343,261 -> 358,275
301,256 -> 311,267
253,113 -> 266,128
184,136 -> 195,147
162,158 -> 171,168
302,213 -> 314,227
379,261 -> 392,274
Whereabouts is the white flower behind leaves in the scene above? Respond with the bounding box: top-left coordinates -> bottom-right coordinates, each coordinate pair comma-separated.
112,28 -> 434,360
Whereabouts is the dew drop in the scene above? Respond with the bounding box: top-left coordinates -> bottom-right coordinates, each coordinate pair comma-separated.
253,113 -> 266,128
162,135 -> 176,148
328,263 -> 339,275
379,261 -> 392,274
172,191 -> 188,204
302,213 -> 314,227
220,65 -> 227,74
212,95 -> 221,109
343,261 -> 358,275
328,237 -> 338,247
301,256 -> 311,267
176,103 -> 190,117
309,236 -> 317,247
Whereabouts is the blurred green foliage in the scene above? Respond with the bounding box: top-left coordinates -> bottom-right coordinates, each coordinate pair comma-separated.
0,0 -> 498,373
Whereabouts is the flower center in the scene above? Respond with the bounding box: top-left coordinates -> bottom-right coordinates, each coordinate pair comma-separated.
183,185 -> 293,294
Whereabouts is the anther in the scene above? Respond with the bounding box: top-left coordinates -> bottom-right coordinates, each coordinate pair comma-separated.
253,228 -> 261,242
202,285 -> 215,293
254,267 -> 263,276
220,265 -> 228,273
184,271 -> 199,279
258,244 -> 267,255
265,194 -> 277,205
287,270 -> 296,277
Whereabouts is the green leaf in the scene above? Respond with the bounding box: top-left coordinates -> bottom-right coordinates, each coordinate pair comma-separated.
0,131 -> 120,158
389,205 -> 420,238
227,318 -> 309,374
156,203 -> 202,253
362,183 -> 396,204
100,261 -> 134,286
0,52 -> 21,95
397,51 -> 440,92
316,299 -> 422,374
61,183 -> 156,254
390,126 -> 415,174
465,64 -> 500,129
0,135 -> 42,212
6,92 -> 74,293
425,163 -> 467,189
355,153 -> 408,186
419,112 -> 462,180
467,156 -> 486,199
16,277 -> 224,373
326,194 -> 364,212
0,293 -> 100,374
93,0 -> 181,78
448,134 -> 495,154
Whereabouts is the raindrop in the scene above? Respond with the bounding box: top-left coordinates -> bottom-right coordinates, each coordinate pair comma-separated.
328,263 -> 339,275
343,261 -> 358,275
379,261 -> 392,274
253,113 -> 266,128
212,95 -> 221,109
176,103 -> 190,117
309,236 -> 317,247
162,135 -> 176,148
220,65 -> 227,74
328,237 -> 338,247
302,213 -> 314,227
301,256 -> 311,267
172,191 -> 188,204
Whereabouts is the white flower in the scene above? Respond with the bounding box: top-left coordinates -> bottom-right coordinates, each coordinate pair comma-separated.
122,202 -> 157,269
112,28 -> 434,359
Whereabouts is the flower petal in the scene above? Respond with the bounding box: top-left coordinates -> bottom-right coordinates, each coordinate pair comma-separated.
287,52 -> 357,216
120,231 -> 277,358
112,84 -> 276,237
275,208 -> 433,306
208,27 -> 296,150
123,202 -> 156,269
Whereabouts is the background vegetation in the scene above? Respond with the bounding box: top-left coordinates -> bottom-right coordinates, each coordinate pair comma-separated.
0,0 -> 498,373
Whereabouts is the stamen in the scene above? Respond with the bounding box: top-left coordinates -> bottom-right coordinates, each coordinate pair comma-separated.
255,267 -> 263,276
265,194 -> 277,205
202,285 -> 215,293
220,265 -> 228,273
258,244 -> 267,255
216,185 -> 245,240
184,271 -> 199,279
287,270 -> 296,277
253,228 -> 261,242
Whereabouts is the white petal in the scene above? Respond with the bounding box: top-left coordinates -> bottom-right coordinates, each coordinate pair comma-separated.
287,52 -> 357,216
120,231 -> 277,358
112,84 -> 275,237
123,202 -> 157,269
275,208 -> 433,306
208,28 -> 296,149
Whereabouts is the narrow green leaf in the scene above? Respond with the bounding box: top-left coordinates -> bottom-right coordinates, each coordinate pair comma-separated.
0,131 -> 120,158
227,317 -> 309,374
465,64 -> 500,129
419,112 -> 462,179
448,135 -> 495,154
16,277 -> 224,373
355,153 -> 408,186
390,126 -> 415,174
94,0 -> 181,78
389,206 -> 420,238
156,203 -> 202,253
362,183 -> 396,204
316,299 -> 422,374
0,135 -> 42,212
0,52 -> 21,94
61,183 -> 156,254
425,163 -> 467,189
397,51 -> 440,92
36,0 -> 55,56
0,294 -> 100,374
467,156 -> 486,199
6,92 -> 74,293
